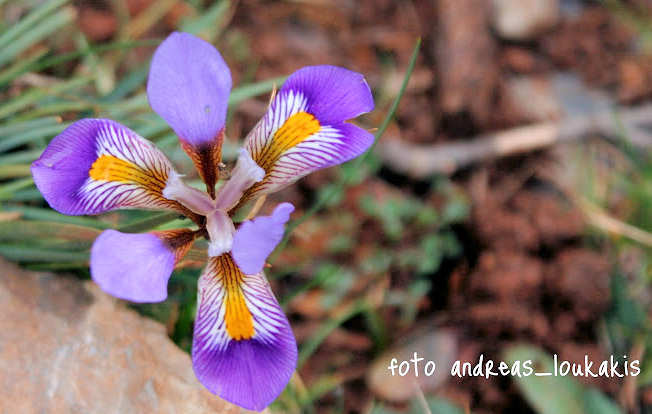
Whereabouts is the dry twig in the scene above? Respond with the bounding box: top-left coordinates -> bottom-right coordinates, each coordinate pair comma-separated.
378,103 -> 652,178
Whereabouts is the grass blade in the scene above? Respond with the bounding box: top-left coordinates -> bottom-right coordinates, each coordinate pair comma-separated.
0,123 -> 67,153
0,116 -> 61,137
0,245 -> 88,263
0,0 -> 69,51
0,46 -> 48,85
2,205 -> 110,229
0,76 -> 92,120
298,300 -> 367,368
0,164 -> 31,179
117,211 -> 184,233
0,6 -> 76,67
0,177 -> 33,200
0,149 -> 42,166
0,221 -> 101,243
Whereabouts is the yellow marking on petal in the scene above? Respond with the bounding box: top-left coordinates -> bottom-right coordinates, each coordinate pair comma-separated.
255,111 -> 321,172
89,154 -> 167,189
218,254 -> 254,340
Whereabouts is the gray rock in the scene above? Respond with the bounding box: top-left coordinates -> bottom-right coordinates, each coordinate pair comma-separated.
0,258 -> 258,414
366,329 -> 457,402
492,0 -> 559,41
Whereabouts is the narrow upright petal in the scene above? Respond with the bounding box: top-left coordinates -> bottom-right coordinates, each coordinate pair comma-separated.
241,65 -> 374,202
147,32 -> 232,196
91,229 -> 196,303
192,255 -> 297,411
214,149 -> 265,211
163,171 -> 215,216
31,119 -> 195,218
232,202 -> 294,275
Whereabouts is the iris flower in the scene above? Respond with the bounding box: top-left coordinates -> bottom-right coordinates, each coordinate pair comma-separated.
30,32 -> 373,411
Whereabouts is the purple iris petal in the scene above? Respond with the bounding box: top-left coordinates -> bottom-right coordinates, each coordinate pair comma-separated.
90,230 -> 175,303
242,65 -> 375,199
147,32 -> 232,147
280,65 -> 374,124
323,121 -> 376,165
192,256 -> 297,411
232,202 -> 294,275
194,334 -> 297,411
31,118 -> 176,216
31,120 -> 99,215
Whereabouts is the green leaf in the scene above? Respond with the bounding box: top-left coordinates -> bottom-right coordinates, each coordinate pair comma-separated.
410,397 -> 466,414
0,245 -> 88,263
0,76 -> 93,120
298,300 -> 367,368
229,76 -> 287,106
0,164 -> 31,179
504,345 -> 623,414
583,388 -> 622,414
0,123 -> 67,153
2,205 -> 110,229
0,149 -> 43,166
0,0 -> 69,52
181,0 -> 230,40
505,345 -> 585,414
0,46 -> 48,85
0,117 -> 61,138
117,211 -> 184,233
0,177 -> 34,200
0,220 -> 100,243
0,6 -> 76,67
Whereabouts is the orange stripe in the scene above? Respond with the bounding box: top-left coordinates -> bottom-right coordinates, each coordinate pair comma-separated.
88,154 -> 203,223
217,254 -> 255,340
241,111 -> 320,203
89,154 -> 167,189
254,111 -> 320,172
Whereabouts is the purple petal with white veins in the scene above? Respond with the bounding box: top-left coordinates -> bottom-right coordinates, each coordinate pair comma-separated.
147,32 -> 231,148
31,118 -> 187,216
280,65 -> 374,124
232,202 -> 294,275
192,255 -> 297,411
90,229 -> 193,303
241,65 -> 374,201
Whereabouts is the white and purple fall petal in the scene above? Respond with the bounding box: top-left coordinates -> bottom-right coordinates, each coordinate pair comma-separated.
31,118 -> 193,217
192,254 -> 297,411
240,65 -> 375,202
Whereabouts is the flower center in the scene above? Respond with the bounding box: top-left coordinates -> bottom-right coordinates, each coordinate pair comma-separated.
214,149 -> 265,211
161,149 -> 265,257
206,210 -> 235,257
162,171 -> 214,215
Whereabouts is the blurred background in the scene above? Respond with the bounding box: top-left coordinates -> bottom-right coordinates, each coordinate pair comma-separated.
1,0 -> 652,413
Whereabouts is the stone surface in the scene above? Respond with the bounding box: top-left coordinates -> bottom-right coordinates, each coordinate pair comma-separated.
366,329 -> 457,402
492,0 -> 559,41
0,258 -> 256,414
504,76 -> 561,122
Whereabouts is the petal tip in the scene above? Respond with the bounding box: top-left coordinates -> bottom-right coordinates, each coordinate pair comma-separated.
191,259 -> 297,411
273,202 -> 295,222
148,31 -> 232,147
232,203 -> 293,275
90,230 -> 174,303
